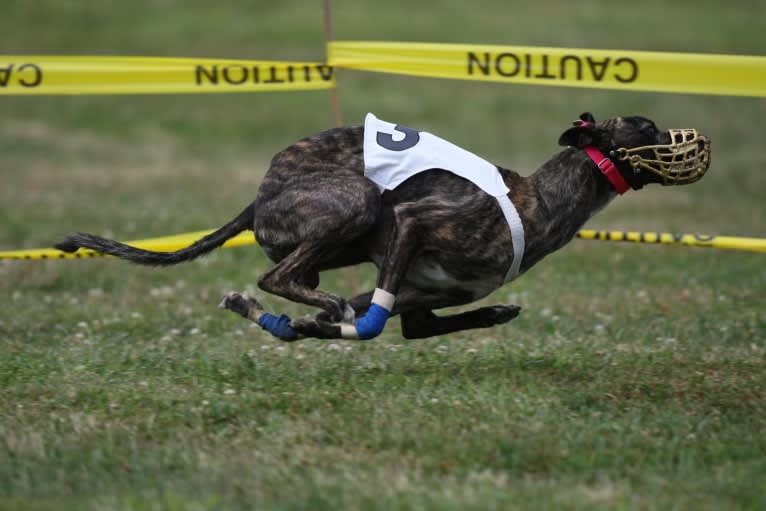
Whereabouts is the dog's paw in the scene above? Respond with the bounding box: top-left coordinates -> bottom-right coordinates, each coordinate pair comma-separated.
289,316 -> 319,335
219,292 -> 262,319
315,304 -> 355,324
319,294 -> 351,323
290,316 -> 341,339
342,302 -> 356,323
486,304 -> 521,326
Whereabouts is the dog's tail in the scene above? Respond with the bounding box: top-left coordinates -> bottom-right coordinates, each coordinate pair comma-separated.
54,204 -> 255,266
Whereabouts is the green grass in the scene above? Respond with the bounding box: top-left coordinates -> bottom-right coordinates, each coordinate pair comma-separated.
1,1 -> 765,509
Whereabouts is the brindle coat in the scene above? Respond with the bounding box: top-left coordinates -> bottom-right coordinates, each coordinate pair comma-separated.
56,113 -> 693,340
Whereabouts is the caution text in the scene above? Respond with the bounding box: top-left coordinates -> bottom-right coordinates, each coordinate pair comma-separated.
467,52 -> 638,83
195,64 -> 334,87
0,63 -> 43,88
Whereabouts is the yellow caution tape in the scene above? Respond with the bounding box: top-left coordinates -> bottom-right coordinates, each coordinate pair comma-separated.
3,228 -> 765,261
0,56 -> 335,94
0,230 -> 255,260
577,230 -> 766,253
328,41 -> 766,97
3,45 -> 763,96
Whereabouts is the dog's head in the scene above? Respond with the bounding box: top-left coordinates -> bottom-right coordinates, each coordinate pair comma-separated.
558,112 -> 711,189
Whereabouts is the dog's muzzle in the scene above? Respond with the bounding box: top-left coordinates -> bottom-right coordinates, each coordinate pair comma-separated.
614,129 -> 711,185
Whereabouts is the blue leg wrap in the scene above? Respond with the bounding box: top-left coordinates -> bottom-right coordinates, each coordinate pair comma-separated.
257,313 -> 299,341
354,303 -> 390,340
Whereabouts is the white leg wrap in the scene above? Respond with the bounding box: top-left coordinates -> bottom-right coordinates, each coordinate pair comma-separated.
340,323 -> 358,339
338,288 -> 395,340
371,287 -> 396,311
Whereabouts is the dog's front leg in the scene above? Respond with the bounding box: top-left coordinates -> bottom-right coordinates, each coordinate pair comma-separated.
291,205 -> 420,341
400,305 -> 521,340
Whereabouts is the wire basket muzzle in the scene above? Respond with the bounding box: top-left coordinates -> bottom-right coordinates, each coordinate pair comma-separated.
617,129 -> 711,185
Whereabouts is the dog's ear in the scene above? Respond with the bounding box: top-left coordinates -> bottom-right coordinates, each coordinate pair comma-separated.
558,112 -> 599,147
558,123 -> 597,148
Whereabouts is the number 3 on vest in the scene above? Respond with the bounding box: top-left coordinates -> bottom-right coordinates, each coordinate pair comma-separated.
376,124 -> 420,151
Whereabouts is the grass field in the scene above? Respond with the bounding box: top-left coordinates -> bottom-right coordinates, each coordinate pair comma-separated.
1,1 -> 765,509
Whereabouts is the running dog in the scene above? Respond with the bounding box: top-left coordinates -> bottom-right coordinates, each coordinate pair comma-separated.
56,112 -> 710,341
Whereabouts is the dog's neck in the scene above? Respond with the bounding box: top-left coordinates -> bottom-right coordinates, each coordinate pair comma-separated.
517,147 -> 618,270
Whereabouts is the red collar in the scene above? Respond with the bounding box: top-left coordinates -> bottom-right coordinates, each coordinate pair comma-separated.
583,146 -> 629,195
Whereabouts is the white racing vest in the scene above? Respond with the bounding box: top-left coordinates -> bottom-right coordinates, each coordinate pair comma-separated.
363,113 -> 525,282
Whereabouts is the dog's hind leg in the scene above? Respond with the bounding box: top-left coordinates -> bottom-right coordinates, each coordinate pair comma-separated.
222,171 -> 381,340
219,291 -> 305,342
290,203 -> 423,340
257,240 -> 356,322
219,241 -> 349,342
221,240 -> 357,341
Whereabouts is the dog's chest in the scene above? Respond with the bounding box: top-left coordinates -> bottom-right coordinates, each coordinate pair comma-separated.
405,257 -> 502,300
